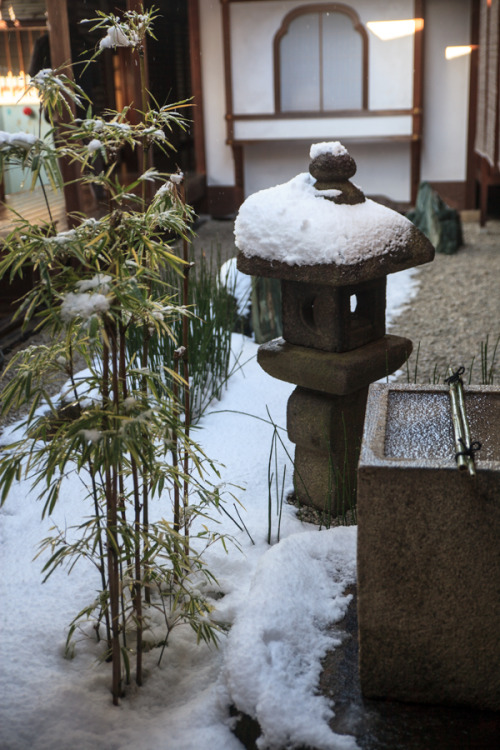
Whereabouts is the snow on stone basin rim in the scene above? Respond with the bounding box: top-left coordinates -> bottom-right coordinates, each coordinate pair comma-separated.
234,172 -> 414,267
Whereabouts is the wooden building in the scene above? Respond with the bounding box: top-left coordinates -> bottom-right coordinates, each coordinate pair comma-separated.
203,0 -> 479,216
0,1 -> 492,220
0,0 -> 206,214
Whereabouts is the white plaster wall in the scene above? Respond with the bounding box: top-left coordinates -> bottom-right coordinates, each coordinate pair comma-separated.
363,2 -> 414,110
230,0 -> 415,114
420,0 -> 471,182
349,142 -> 412,200
226,0 -> 417,201
243,142 -> 307,194
198,0 -> 234,186
234,115 -> 413,141
244,141 -> 411,201
198,0 -> 471,202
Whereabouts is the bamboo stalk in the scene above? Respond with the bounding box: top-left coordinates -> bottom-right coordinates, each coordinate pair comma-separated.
118,321 -> 143,684
103,329 -> 121,703
118,327 -> 132,572
172,349 -> 183,534
446,367 -> 476,477
109,464 -> 122,704
137,41 -> 152,608
180,182 -> 191,554
448,381 -> 469,472
141,334 -> 150,605
88,456 -> 112,647
112,333 -> 123,700
455,381 -> 475,476
134,485 -> 143,687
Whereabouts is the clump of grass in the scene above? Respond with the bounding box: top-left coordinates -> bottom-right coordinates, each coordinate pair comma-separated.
480,334 -> 499,384
128,246 -> 244,423
405,335 -> 499,385
265,408 -> 356,536
267,419 -> 287,544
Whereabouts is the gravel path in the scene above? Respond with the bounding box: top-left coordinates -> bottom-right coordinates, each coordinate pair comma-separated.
389,220 -> 500,385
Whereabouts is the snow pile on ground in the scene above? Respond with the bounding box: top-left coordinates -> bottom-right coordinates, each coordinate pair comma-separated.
386,266 -> 420,327
219,257 -> 252,317
0,334 -> 356,750
234,172 -> 414,267
221,527 -> 358,750
0,265 -> 420,749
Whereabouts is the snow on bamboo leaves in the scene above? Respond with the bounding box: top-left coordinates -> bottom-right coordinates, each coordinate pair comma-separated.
0,4 -> 228,707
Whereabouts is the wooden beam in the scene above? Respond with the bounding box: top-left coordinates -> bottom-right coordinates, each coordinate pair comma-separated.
188,0 -> 206,175
45,0 -> 80,223
466,0 -> 480,209
221,0 -> 234,144
126,0 -> 150,118
121,0 -> 153,187
220,1 -> 244,204
411,0 -> 425,205
45,0 -> 72,75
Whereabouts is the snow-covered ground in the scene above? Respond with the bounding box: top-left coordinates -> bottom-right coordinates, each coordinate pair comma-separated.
0,268 -> 419,750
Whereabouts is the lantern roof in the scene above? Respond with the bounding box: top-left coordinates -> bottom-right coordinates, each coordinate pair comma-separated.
236,142 -> 434,286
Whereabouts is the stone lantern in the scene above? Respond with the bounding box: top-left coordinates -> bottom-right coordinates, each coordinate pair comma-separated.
235,142 -> 434,515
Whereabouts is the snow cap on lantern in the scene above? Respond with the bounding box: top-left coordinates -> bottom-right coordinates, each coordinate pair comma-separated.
236,140 -> 433,282
236,141 -> 434,353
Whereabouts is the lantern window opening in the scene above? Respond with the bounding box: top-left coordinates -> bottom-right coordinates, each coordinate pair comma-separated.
301,295 -> 317,332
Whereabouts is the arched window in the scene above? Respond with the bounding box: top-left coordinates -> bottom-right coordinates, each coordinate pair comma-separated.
274,4 -> 368,113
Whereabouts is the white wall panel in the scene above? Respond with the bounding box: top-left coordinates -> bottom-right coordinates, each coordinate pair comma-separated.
233,115 -> 413,141
199,0 -> 235,186
421,0 -> 471,182
243,141 -> 412,201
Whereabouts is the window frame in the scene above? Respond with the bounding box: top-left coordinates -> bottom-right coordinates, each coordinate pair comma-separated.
273,3 -> 369,114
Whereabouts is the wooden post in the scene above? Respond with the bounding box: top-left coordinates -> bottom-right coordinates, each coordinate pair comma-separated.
45,0 -> 81,223
188,0 -> 206,177
411,0 -> 425,206
465,0 -> 480,210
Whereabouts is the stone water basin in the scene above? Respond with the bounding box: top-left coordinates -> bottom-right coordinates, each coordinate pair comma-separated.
357,383 -> 500,713
317,384 -> 500,749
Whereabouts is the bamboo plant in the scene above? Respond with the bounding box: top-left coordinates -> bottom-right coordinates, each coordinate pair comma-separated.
0,5 -> 229,705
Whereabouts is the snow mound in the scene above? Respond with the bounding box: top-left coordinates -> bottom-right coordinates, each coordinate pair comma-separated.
221,526 -> 359,750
